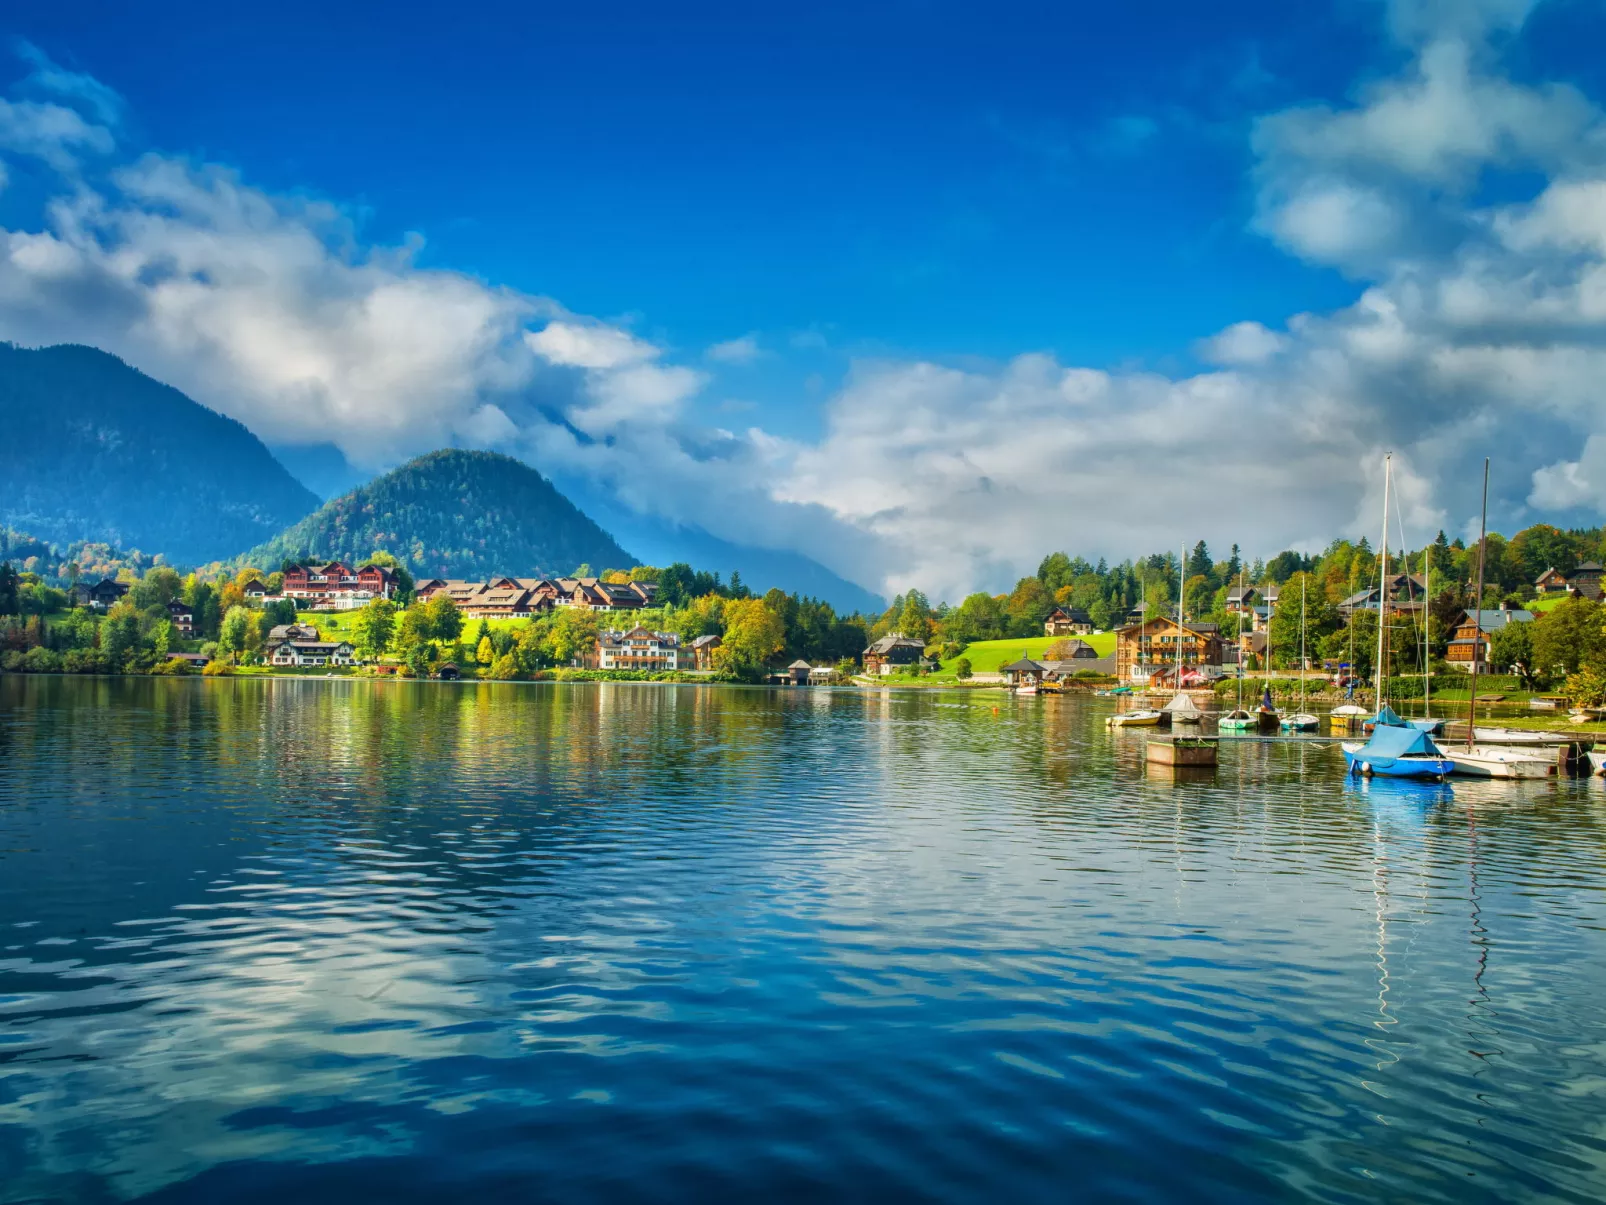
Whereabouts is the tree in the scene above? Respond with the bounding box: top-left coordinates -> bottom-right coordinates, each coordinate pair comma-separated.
1489,619 -> 1538,686
954,657 -> 972,680
1532,597 -> 1605,679
423,594 -> 463,644
351,598 -> 398,660
714,598 -> 786,677
477,635 -> 494,665
220,605 -> 253,663
0,562 -> 17,615
1187,541 -> 1212,581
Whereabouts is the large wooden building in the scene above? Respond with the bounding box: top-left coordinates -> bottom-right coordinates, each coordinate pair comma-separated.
1115,617 -> 1223,683
1445,605 -> 1534,673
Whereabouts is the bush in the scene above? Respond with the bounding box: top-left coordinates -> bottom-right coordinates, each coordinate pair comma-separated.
489,654 -> 521,680
202,660 -> 233,676
63,650 -> 108,674
955,657 -> 973,680
0,650 -> 23,673
22,646 -> 61,673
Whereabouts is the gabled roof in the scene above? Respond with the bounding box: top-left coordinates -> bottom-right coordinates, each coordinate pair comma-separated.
690,634 -> 721,647
788,659 -> 812,669
1001,657 -> 1042,673
1578,561 -> 1604,572
866,634 -> 925,654
1460,608 -> 1534,628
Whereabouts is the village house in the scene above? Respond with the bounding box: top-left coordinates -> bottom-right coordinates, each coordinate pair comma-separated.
268,622 -> 320,643
1115,616 -> 1224,684
242,579 -> 270,602
280,562 -> 396,610
1044,607 -> 1093,636
73,578 -> 129,609
1002,657 -> 1044,689
1446,604 -> 1535,673
1535,562 -> 1604,600
165,651 -> 211,670
864,633 -> 927,675
1225,584 -> 1259,615
585,627 -> 681,671
786,659 -> 813,685
166,599 -> 194,637
458,587 -> 553,620
689,634 -> 721,670
268,638 -> 356,668
414,576 -> 656,615
1337,573 -> 1431,619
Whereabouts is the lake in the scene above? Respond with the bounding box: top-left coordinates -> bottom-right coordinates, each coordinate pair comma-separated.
2,675 -> 1604,1203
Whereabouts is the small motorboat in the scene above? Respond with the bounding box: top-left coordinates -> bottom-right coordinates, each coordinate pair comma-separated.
1444,746 -> 1556,779
1466,726 -> 1563,746
1218,709 -> 1257,732
1280,712 -> 1318,732
1343,724 -> 1456,780
1107,709 -> 1164,728
1329,704 -> 1368,731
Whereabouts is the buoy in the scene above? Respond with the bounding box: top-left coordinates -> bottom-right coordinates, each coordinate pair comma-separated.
1361,762 -> 1372,776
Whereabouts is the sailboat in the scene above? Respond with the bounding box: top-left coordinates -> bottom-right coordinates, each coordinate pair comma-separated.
1330,585 -> 1367,729
1108,575 -> 1162,726
1443,460 -> 1556,780
1344,454 -> 1456,779
1280,576 -> 1318,731
1161,542 -> 1204,725
1220,567 -> 1256,732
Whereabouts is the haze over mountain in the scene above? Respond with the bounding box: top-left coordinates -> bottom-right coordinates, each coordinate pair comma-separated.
0,343 -> 320,563
240,449 -> 637,580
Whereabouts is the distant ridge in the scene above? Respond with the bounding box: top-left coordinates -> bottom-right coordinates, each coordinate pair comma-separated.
241,449 -> 637,579
0,343 -> 320,562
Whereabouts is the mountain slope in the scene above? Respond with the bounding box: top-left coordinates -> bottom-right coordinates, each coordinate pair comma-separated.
0,343 -> 320,562
242,449 -> 636,578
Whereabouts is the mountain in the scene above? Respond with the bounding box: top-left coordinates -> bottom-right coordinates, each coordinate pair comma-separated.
242,449 -> 636,579
0,343 -> 320,562
566,496 -> 886,615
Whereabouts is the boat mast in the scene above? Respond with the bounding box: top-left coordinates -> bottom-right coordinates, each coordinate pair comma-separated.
1422,539 -> 1432,719
1177,542 -> 1185,688
1299,575 -> 1307,716
1466,458 -> 1490,752
1375,455 -> 1392,710
1237,567 -> 1246,712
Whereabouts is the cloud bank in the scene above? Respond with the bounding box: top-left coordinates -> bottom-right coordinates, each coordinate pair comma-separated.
0,9 -> 1604,601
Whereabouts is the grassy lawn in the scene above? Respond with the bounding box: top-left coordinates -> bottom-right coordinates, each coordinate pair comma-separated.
1527,596 -> 1568,613
923,633 -> 1118,681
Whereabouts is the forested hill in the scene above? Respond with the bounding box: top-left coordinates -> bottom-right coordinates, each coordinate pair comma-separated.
0,343 -> 321,562
241,449 -> 637,579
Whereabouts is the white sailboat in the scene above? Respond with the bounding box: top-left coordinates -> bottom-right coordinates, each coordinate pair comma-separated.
1109,575 -> 1163,726
1163,542 -> 1203,725
1444,460 -> 1556,780
1280,576 -> 1317,731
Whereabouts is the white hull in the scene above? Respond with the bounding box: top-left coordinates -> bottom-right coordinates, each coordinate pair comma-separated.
1445,747 -> 1556,779
1469,726 -> 1563,746
1589,751 -> 1606,776
1108,710 -> 1163,728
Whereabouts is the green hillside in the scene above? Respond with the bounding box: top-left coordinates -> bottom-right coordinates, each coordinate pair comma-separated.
933,633 -> 1117,677
241,449 -> 635,579
0,343 -> 319,561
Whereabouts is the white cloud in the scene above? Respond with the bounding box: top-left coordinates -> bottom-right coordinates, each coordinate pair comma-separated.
706,333 -> 761,364
1197,320 -> 1288,365
1530,435 -> 1606,511
0,97 -> 113,170
526,320 -> 657,370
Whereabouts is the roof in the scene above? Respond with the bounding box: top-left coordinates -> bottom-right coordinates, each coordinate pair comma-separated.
1001,657 -> 1042,673
690,634 -> 721,648
1461,608 -> 1534,628
273,639 -> 351,652
1354,723 -> 1442,760
788,659 -> 813,669
1578,561 -> 1604,572
866,635 -> 925,654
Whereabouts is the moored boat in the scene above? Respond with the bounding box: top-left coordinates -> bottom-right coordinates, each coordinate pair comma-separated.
1329,703 -> 1368,731
1280,712 -> 1319,732
1107,709 -> 1164,728
1343,724 -> 1456,780
1444,746 -> 1556,779
1218,708 -> 1256,732
1588,750 -> 1605,776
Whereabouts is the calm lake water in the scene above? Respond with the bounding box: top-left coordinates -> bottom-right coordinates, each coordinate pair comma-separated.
2,676 -> 1605,1203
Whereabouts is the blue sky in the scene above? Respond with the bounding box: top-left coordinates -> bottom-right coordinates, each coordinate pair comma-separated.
3,1 -> 1606,598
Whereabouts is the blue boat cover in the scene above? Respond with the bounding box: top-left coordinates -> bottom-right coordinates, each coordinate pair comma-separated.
1373,705 -> 1406,727
1356,724 -> 1441,760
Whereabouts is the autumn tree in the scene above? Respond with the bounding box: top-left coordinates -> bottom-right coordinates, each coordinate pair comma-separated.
351,598 -> 398,660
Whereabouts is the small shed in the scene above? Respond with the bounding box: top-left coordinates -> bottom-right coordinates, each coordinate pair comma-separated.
787,659 -> 812,685
436,662 -> 461,681
1001,657 -> 1044,688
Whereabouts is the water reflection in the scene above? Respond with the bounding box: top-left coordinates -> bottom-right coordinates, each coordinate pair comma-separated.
1,677 -> 1604,1203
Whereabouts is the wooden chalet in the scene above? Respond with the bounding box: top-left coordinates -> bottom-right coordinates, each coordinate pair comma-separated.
1446,605 -> 1534,673
74,578 -> 129,609
1115,616 -> 1223,684
864,634 -> 926,675
689,634 -> 721,670
1044,607 -> 1093,636
166,599 -> 194,637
